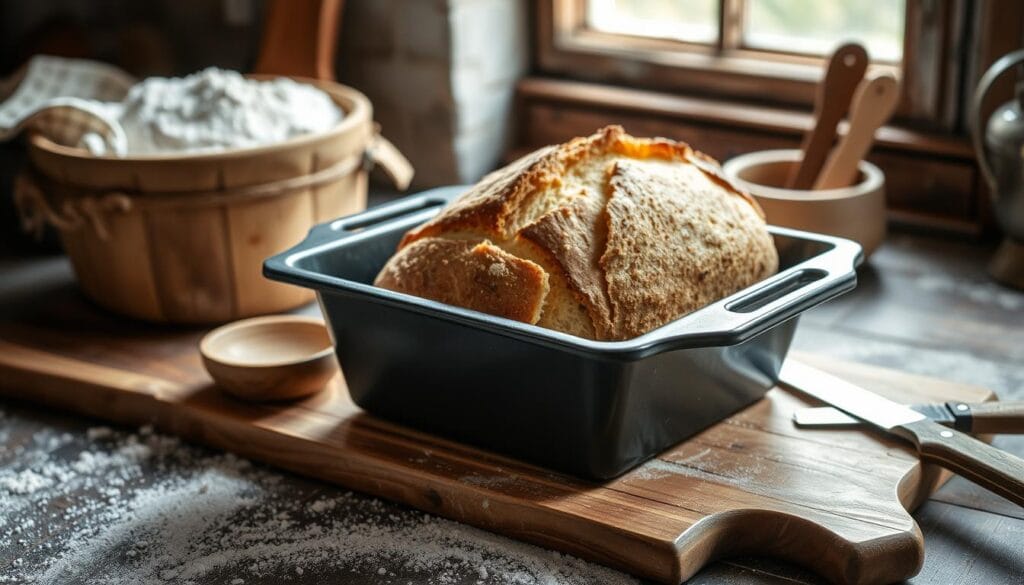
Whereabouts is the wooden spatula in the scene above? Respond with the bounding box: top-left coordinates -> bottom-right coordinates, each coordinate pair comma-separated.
787,43 -> 868,190
813,72 -> 900,190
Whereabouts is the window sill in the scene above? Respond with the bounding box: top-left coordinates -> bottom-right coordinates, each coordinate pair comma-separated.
518,77 -> 973,159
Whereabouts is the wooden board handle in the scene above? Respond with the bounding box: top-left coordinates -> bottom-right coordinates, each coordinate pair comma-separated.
786,43 -> 868,190
899,419 -> 1024,507
954,401 -> 1024,434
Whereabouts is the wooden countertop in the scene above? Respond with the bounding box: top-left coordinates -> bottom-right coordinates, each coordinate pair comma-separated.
0,224 -> 1022,584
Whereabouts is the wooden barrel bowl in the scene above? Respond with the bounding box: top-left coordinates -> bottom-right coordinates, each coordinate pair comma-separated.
15,79 -> 395,324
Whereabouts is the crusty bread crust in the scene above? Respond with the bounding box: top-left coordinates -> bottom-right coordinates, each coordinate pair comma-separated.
374,126 -> 778,340
375,237 -> 550,324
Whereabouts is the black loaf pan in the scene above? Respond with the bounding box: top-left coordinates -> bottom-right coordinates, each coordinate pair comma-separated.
265,186 -> 863,479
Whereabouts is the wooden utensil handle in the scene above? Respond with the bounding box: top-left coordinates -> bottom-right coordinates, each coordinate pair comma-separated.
254,0 -> 343,80
899,419 -> 1024,507
787,43 -> 868,190
813,73 -> 900,190
952,401 -> 1024,434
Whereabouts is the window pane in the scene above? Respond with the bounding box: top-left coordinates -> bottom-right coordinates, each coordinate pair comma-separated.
744,0 -> 905,62
586,0 -> 719,45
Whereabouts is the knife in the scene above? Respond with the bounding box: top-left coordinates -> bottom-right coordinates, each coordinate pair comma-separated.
778,360 -> 1024,507
794,401 -> 1024,434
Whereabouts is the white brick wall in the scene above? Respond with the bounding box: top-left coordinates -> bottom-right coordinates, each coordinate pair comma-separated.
339,0 -> 526,188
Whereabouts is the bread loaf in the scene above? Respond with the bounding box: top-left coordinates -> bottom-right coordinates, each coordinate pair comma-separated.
374,126 -> 778,340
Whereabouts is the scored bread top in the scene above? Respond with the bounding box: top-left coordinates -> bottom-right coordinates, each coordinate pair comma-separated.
375,125 -> 778,341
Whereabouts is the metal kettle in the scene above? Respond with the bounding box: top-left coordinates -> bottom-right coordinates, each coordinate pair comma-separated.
972,49 -> 1024,289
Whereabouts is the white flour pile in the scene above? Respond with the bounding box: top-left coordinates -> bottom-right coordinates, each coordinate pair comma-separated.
0,407 -> 638,585
84,68 -> 342,155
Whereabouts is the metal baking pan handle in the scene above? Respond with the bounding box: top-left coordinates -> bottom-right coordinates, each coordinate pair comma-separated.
264,186 -> 467,281
305,185 -> 467,247
641,230 -> 862,351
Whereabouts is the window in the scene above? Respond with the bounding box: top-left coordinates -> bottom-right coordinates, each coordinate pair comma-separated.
585,1 -> 905,62
743,1 -> 905,61
586,0 -> 720,46
539,0 -> 958,128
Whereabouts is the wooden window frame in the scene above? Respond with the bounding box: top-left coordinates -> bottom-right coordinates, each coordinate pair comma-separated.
538,0 -> 965,130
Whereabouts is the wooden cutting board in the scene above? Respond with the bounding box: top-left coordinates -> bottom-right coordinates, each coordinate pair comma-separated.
0,292 -> 995,585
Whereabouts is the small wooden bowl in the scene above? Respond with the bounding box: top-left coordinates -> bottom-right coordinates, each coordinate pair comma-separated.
723,149 -> 886,259
200,315 -> 337,402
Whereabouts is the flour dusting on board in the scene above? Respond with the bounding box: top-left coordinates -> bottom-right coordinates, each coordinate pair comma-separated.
86,68 -> 343,155
0,411 -> 638,585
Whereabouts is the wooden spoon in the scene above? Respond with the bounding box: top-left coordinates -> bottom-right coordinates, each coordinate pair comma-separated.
813,73 -> 900,190
787,43 -> 868,190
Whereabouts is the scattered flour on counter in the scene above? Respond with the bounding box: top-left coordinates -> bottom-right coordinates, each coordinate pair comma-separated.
0,418 -> 639,585
913,274 -> 1024,312
0,469 -> 53,494
85,68 -> 343,156
793,325 -> 1022,396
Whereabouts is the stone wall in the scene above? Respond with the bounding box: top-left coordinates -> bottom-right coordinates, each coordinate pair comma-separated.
339,0 -> 527,188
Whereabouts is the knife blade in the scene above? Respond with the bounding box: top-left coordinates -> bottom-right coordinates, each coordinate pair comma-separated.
778,360 -> 1024,507
794,403 -> 949,427
793,401 -> 1024,434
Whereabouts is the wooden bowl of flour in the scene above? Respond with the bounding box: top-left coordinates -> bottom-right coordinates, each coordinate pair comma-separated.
17,78 -> 408,324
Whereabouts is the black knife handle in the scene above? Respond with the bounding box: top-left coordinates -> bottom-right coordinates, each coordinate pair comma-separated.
897,419 -> 1024,507
949,401 -> 1024,435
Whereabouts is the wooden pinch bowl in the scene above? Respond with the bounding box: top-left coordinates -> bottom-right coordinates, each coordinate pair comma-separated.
200,315 -> 338,402
723,149 -> 886,259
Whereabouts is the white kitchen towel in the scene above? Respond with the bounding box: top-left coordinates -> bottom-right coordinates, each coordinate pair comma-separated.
0,55 -> 135,155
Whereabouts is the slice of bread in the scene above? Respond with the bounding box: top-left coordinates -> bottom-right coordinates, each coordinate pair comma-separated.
374,126 -> 778,340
